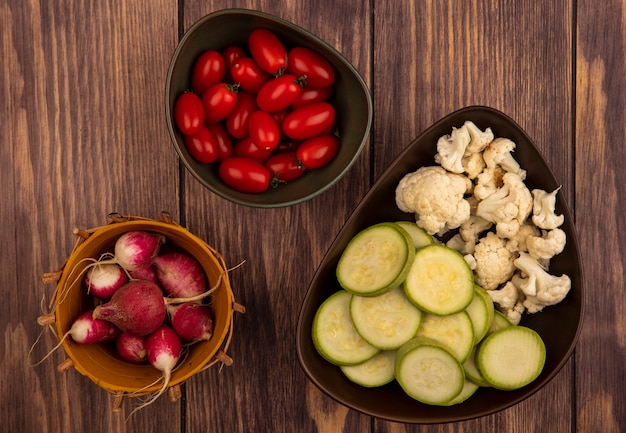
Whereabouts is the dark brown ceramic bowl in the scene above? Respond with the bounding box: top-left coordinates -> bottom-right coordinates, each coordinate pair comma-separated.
165,9 -> 372,208
296,106 -> 584,423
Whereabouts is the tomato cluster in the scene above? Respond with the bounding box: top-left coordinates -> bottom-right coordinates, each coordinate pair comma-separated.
173,28 -> 340,194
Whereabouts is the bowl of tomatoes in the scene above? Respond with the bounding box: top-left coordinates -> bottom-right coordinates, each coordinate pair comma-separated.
165,8 -> 372,208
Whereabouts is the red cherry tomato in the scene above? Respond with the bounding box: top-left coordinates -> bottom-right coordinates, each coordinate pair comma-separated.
249,110 -> 281,151
282,102 -> 335,140
296,133 -> 339,169
206,123 -> 233,162
183,125 -> 218,163
256,74 -> 305,112
202,83 -> 239,124
248,28 -> 288,75
218,157 -> 271,193
191,50 -> 226,95
222,45 -> 246,81
233,137 -> 273,162
291,86 -> 332,109
287,47 -> 335,88
226,91 -> 258,139
174,91 -> 204,135
264,152 -> 305,182
274,138 -> 301,154
231,57 -> 272,93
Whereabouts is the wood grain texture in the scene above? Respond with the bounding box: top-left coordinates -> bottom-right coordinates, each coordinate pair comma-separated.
2,0 -> 625,432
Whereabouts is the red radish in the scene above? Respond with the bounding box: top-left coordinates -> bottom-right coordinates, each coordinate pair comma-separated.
115,332 -> 148,364
167,303 -> 214,341
129,265 -> 159,284
130,325 -> 183,414
92,280 -> 166,336
84,263 -> 128,300
153,252 -> 206,298
67,310 -> 120,344
113,230 -> 165,272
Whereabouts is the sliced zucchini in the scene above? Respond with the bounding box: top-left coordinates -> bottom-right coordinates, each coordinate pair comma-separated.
395,337 -> 465,405
414,311 -> 474,363
337,222 -> 415,296
465,285 -> 495,344
403,244 -> 474,315
441,379 -> 480,406
350,286 -> 422,350
394,221 -> 434,249
462,346 -> 491,387
477,326 -> 546,390
312,290 -> 379,366
488,310 -> 512,335
340,350 -> 396,387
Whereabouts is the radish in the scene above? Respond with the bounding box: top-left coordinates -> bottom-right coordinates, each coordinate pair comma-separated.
129,325 -> 183,415
153,252 -> 206,298
30,310 -> 119,366
129,265 -> 159,284
167,303 -> 214,342
115,332 -> 148,364
92,280 -> 166,336
84,263 -> 128,300
113,230 -> 165,272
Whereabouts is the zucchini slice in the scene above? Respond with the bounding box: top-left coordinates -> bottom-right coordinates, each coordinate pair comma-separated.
465,285 -> 495,344
350,286 -> 422,350
395,337 -> 465,405
336,223 -> 415,296
414,311 -> 475,363
312,290 -> 379,366
404,244 -> 474,315
477,326 -> 546,390
394,221 -> 434,249
340,350 -> 396,387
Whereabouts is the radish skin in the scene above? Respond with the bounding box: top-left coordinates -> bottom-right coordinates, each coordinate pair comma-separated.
129,265 -> 159,284
167,303 -> 214,341
92,280 -> 166,336
68,310 -> 120,344
114,230 -> 165,272
115,332 -> 148,364
129,325 -> 183,415
85,263 -> 128,300
153,252 -> 206,298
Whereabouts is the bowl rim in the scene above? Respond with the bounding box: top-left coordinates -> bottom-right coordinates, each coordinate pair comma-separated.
296,105 -> 585,423
164,8 -> 373,208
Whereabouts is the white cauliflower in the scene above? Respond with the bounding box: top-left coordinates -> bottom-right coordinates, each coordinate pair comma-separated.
395,166 -> 472,235
434,126 -> 471,174
527,228 -> 567,260
513,252 -> 572,313
486,281 -> 525,325
505,222 -> 540,253
531,187 -> 565,229
464,121 -> 495,154
446,233 -> 474,255
461,152 -> 486,179
471,232 -> 516,290
475,172 -> 533,238
473,166 -> 505,200
482,137 -> 527,179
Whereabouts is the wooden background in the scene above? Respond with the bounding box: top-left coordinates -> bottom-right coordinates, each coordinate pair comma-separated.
2,0 -> 624,432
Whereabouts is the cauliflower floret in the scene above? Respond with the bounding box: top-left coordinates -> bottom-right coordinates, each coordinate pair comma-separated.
434,126 -> 471,174
513,252 -> 572,313
446,233 -> 474,255
486,281 -> 525,325
461,152 -> 486,179
482,137 -> 527,179
473,166 -> 505,200
505,222 -> 540,253
531,187 -> 565,229
464,121 -> 495,154
527,228 -> 567,260
460,215 -> 493,245
475,172 -> 533,238
395,166 -> 472,235
471,232 -> 516,290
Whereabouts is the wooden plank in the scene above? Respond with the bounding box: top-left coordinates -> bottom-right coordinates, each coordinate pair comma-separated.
1,1 -> 181,432
575,0 -> 626,431
179,2 -> 373,432
372,1 -> 574,432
